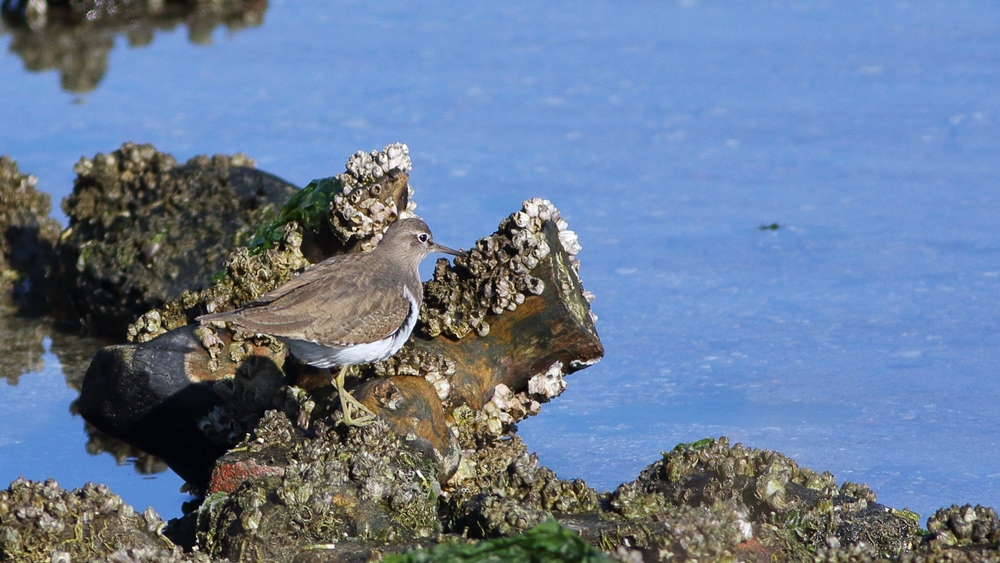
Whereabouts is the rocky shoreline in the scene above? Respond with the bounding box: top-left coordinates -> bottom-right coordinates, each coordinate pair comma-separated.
1,144 -> 998,562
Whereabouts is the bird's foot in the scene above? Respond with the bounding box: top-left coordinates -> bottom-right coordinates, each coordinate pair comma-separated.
334,366 -> 377,427
339,391 -> 377,427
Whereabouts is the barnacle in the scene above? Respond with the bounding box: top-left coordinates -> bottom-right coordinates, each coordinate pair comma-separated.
421,198 -> 590,340
0,478 -> 183,561
329,142 -> 418,250
440,405 -> 600,537
373,345 -> 456,402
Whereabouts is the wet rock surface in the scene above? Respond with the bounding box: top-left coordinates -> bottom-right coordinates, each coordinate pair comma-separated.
55,141 -> 298,336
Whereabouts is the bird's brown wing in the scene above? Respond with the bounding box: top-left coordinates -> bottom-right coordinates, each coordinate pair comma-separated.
202,253 -> 412,345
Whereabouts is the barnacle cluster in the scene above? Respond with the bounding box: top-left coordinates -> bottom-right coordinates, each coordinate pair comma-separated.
482,384 -> 540,435
447,361 -> 570,437
196,411 -> 440,560
925,504 -> 1000,548
421,197 -> 587,340
609,437 -> 920,559
527,360 -> 568,401
372,344 -> 457,402
0,478 -> 200,562
67,142 -> 179,221
441,405 -> 599,538
329,142 -> 418,250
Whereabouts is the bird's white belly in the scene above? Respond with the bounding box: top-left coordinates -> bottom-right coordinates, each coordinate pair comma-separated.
282,286 -> 419,368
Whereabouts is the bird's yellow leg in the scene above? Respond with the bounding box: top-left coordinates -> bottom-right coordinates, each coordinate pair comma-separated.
334,366 -> 376,427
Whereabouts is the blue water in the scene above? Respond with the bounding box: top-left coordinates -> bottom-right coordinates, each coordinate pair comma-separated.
1,1 -> 998,522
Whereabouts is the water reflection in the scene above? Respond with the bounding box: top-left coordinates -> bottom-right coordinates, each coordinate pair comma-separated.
0,0 -> 268,92
0,303 -> 45,384
79,419 -> 170,476
0,302 -> 169,480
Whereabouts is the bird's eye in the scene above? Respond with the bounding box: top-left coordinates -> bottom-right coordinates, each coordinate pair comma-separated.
417,233 -> 429,243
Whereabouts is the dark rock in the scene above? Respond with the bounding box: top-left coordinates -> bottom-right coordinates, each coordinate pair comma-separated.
55,142 -> 298,336
77,325 -> 256,486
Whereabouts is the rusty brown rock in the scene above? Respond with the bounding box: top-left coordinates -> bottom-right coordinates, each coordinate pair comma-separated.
352,375 -> 462,482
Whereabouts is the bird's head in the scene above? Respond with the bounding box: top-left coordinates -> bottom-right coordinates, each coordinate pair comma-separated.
379,218 -> 465,265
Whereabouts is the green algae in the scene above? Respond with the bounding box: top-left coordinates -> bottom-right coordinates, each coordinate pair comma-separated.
383,519 -> 613,563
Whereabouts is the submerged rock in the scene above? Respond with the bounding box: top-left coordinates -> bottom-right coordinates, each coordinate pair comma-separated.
55,142 -> 298,336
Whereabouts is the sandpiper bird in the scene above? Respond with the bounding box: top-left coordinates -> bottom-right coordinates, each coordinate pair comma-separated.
197,217 -> 464,426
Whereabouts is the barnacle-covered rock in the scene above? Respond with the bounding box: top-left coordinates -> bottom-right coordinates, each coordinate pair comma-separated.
440,405 -> 600,538
196,411 -> 440,561
608,437 -> 920,559
924,504 -> 1000,549
56,141 -> 298,336
0,478 -> 203,562
0,155 -> 61,312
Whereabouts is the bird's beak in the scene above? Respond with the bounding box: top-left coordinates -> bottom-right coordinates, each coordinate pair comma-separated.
432,242 -> 467,258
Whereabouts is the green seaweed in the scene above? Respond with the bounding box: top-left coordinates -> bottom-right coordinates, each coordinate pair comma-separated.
383,519 -> 613,563
668,436 -> 715,454
245,175 -> 342,253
